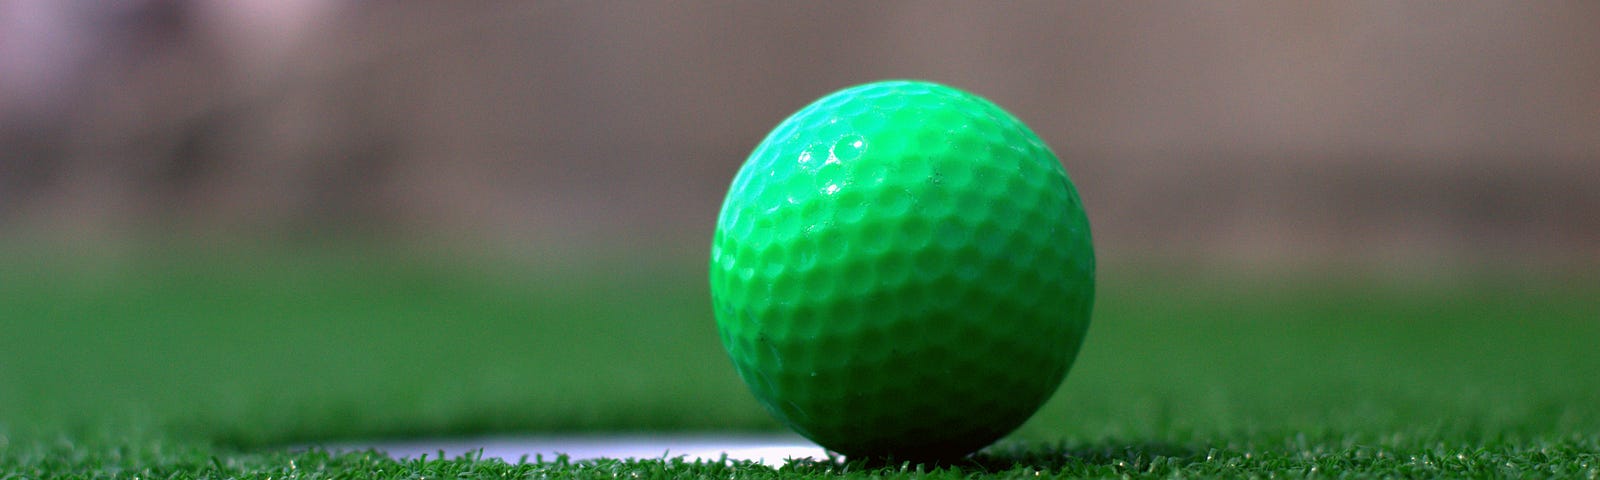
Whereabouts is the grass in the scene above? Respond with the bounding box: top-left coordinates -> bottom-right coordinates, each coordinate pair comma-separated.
1,240 -> 1597,478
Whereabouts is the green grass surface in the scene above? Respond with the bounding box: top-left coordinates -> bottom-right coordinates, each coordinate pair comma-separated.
2,241 -> 1597,478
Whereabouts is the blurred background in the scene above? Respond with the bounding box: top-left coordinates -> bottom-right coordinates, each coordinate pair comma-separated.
2,1 -> 1598,453
4,1 -> 1595,264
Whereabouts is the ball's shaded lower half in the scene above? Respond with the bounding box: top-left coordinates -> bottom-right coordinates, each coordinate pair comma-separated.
710,80 -> 1094,460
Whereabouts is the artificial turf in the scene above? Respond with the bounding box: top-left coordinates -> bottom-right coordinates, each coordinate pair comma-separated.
2,241 -> 1596,478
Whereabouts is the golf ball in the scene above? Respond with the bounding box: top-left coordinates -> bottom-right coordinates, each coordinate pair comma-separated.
709,80 -> 1094,460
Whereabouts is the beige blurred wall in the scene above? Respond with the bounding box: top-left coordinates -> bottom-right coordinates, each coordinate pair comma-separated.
2,2 -> 1597,262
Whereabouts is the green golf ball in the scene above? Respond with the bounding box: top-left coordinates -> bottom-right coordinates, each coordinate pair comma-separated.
709,80 -> 1094,460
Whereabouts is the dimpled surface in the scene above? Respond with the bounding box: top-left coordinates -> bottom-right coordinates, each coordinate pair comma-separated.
709,80 -> 1094,460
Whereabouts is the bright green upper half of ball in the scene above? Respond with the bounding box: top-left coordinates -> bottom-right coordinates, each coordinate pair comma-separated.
717,80 -> 1092,268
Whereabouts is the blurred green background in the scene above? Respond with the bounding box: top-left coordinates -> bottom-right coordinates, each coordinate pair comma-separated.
2,1 -> 1597,454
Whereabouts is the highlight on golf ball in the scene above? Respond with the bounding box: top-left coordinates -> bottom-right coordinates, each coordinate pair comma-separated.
709,80 -> 1095,460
